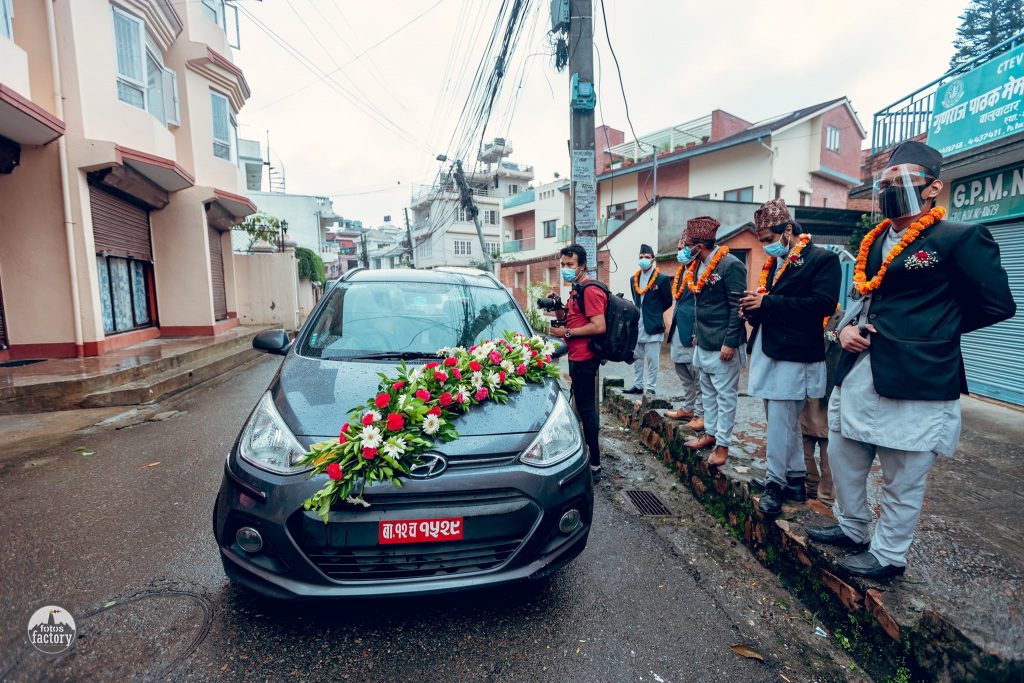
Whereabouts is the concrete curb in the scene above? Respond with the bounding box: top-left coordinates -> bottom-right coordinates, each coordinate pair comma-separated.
603,382 -> 1023,682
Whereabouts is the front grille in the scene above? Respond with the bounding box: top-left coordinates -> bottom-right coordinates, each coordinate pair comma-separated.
305,536 -> 524,581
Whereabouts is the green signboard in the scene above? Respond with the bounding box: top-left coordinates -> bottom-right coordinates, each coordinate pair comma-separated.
949,161 -> 1024,223
929,42 -> 1024,156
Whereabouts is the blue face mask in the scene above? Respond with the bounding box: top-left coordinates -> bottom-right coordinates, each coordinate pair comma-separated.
677,247 -> 695,264
638,258 -> 652,270
561,267 -> 578,283
763,235 -> 789,258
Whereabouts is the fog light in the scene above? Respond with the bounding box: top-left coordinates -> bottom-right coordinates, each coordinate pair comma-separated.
236,526 -> 263,553
558,509 -> 581,534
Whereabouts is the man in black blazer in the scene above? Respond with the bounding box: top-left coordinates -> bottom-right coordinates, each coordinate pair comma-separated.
625,244 -> 674,395
806,141 -> 1016,579
741,199 -> 841,516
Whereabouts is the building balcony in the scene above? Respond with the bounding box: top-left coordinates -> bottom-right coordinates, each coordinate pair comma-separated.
496,160 -> 534,180
502,188 -> 535,209
503,237 -> 536,253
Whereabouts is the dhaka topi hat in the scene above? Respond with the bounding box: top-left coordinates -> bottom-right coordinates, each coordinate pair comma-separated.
639,243 -> 654,256
685,216 -> 720,243
887,140 -> 943,179
753,198 -> 793,234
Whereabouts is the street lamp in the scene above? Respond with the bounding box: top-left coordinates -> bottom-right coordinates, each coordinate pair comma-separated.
279,219 -> 288,252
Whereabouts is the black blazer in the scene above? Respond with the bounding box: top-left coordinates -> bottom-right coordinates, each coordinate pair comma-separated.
834,219 -> 1016,400
668,286 -> 697,348
694,252 -> 747,351
746,243 -> 841,363
631,271 -> 674,335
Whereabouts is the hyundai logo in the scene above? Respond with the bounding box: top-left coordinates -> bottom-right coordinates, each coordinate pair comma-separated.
408,453 -> 448,479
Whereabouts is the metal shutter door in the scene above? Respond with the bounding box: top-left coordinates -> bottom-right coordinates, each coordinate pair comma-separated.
89,186 -> 153,261
961,222 -> 1024,406
208,226 -> 228,321
0,272 -> 7,347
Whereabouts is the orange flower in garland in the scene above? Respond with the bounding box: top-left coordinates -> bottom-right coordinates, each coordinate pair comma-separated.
682,246 -> 730,294
671,264 -> 688,300
756,233 -> 811,294
633,267 -> 661,296
853,206 -> 945,297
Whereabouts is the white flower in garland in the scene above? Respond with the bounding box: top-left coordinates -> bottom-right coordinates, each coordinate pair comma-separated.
486,371 -> 501,388
501,359 -> 515,373
519,346 -> 534,363
364,409 -> 382,423
361,425 -> 383,449
396,394 -> 411,412
382,437 -> 407,459
457,384 -> 471,398
422,414 -> 441,435
408,367 -> 422,383
541,341 -> 556,357
471,371 -> 484,389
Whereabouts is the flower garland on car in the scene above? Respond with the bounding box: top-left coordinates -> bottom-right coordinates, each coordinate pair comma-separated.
852,206 -> 945,297
299,332 -> 561,523
756,233 -> 811,294
682,246 -> 730,294
633,267 -> 661,295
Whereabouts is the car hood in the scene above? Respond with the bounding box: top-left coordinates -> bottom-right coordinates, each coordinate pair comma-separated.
272,352 -> 561,439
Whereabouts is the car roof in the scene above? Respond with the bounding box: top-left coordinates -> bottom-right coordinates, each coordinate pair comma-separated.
343,267 -> 503,289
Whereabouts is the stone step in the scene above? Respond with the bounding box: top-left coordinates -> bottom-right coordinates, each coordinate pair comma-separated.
79,344 -> 263,408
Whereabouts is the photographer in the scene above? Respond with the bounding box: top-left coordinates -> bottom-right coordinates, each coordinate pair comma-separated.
545,245 -> 607,479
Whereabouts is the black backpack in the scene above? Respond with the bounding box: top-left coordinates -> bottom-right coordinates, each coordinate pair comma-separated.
574,280 -> 640,364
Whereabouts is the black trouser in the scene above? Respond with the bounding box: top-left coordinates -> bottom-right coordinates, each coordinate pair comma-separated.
569,357 -> 601,467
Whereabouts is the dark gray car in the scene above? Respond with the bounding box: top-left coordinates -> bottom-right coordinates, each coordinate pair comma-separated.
213,268 -> 593,599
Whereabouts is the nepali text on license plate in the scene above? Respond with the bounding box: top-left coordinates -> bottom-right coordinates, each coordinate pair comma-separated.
378,518 -> 464,545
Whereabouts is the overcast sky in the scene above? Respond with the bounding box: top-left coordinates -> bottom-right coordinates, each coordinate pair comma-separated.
231,0 -> 968,225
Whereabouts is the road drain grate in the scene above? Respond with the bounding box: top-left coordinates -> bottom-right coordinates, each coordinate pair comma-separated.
625,489 -> 673,516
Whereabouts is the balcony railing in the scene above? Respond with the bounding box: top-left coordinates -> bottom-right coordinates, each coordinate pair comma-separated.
503,237 -> 536,253
503,189 -> 535,209
871,32 -> 1024,153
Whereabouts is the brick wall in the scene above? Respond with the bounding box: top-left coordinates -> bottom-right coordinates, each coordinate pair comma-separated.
512,212 -> 535,241
639,159 -> 689,200
818,105 -> 865,180
811,175 -> 853,209
596,125 -> 625,172
711,109 -> 752,142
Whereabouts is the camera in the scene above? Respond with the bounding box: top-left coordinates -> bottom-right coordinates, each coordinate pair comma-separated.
536,295 -> 562,311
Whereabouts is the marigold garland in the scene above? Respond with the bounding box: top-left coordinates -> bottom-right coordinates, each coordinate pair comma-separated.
853,206 -> 945,297
756,234 -> 811,294
633,267 -> 660,296
671,264 -> 688,300
682,246 -> 730,294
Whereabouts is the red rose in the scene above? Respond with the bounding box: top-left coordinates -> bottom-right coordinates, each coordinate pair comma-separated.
470,345 -> 478,353
392,380 -> 406,391
915,250 -> 928,259
499,371 -> 507,383
469,360 -> 482,372
386,412 -> 405,431
362,447 -> 378,460
440,392 -> 453,407
536,358 -> 545,368
531,349 -> 539,357
488,351 -> 502,364
361,412 -> 375,426
452,368 -> 463,380
375,392 -> 390,408
444,357 -> 458,366
340,422 -> 350,435
475,387 -> 489,401
456,393 -> 466,404
416,389 -> 430,402
545,354 -> 552,363
425,361 -> 439,370
434,370 -> 448,382
428,406 -> 442,416
516,363 -> 527,376
326,463 -> 344,480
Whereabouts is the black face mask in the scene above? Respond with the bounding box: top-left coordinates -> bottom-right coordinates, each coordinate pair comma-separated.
878,184 -> 929,219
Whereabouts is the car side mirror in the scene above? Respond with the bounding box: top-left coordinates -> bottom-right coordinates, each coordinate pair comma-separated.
549,338 -> 569,359
253,329 -> 291,356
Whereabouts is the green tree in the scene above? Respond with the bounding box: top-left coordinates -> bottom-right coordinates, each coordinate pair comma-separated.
236,211 -> 281,251
847,213 -> 875,254
949,0 -> 1024,69
295,247 -> 326,284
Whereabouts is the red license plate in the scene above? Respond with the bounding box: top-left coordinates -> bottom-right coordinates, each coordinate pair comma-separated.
378,518 -> 464,545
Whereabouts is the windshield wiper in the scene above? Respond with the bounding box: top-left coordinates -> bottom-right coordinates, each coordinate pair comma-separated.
333,351 -> 440,361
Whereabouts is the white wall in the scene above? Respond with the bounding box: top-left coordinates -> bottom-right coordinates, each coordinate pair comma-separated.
605,203 -> 660,297
688,141 -> 773,203
246,192 -> 337,267
772,120 -> 816,205
233,250 -> 299,329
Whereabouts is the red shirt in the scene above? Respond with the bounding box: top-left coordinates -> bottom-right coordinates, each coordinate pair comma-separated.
565,281 -> 608,361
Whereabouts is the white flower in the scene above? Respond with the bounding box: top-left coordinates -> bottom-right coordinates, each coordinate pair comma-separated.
408,368 -> 422,383
471,371 -> 484,388
397,394 -> 411,411
361,425 -> 383,449
500,360 -> 515,373
486,371 -> 501,387
382,437 -> 407,459
520,346 -> 533,362
457,384 -> 471,397
422,414 -> 441,435
541,342 -> 556,357
437,346 -> 452,357
471,346 -> 488,360
365,409 -> 382,423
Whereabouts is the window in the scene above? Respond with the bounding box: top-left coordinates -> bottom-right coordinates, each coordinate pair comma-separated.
453,239 -> 472,256
112,7 -> 178,125
507,184 -> 520,196
826,125 -> 841,153
486,241 -> 500,257
799,191 -> 811,206
418,241 -> 432,258
607,200 -> 637,222
456,207 -> 470,223
96,256 -> 152,334
211,91 -> 237,161
692,193 -> 710,200
514,229 -> 523,241
483,209 -> 498,225
723,187 -> 754,202
731,249 -> 750,270
202,0 -> 225,28
543,219 -> 556,238
774,184 -> 783,199
1,0 -> 13,40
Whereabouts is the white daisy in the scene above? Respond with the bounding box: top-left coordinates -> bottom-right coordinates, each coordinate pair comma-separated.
422,414 -> 441,435
396,394 -> 411,411
365,409 -> 382,423
500,360 -> 515,373
530,335 -> 543,346
486,371 -> 500,387
382,437 -> 407,459
408,368 -> 422,383
471,371 -> 484,388
457,384 -> 471,398
361,425 -> 383,449
541,342 -> 556,357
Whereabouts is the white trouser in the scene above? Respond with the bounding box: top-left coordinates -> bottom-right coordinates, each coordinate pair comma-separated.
632,340 -> 661,392
673,362 -> 703,416
765,399 -> 806,486
829,430 -> 937,567
698,358 -> 740,447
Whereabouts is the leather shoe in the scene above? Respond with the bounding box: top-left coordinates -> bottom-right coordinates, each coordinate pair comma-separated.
684,416 -> 705,431
684,434 -> 716,450
751,476 -> 807,502
707,445 -> 728,466
838,551 -> 906,579
757,482 -> 784,515
623,386 -> 643,395
805,524 -> 869,550
664,408 -> 694,420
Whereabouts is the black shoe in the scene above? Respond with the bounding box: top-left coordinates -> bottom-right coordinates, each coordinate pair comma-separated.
838,551 -> 906,579
645,390 -> 656,396
590,465 -> 603,482
751,476 -> 806,502
757,482 -> 784,516
805,524 -> 869,550
623,387 -> 643,395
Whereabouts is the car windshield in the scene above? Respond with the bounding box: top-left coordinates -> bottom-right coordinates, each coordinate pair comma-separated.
298,280 -> 529,359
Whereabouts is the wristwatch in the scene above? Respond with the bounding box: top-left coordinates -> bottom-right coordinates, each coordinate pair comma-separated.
565,329 -> 573,338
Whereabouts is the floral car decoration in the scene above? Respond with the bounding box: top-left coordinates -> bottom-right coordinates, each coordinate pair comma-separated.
299,332 -> 561,523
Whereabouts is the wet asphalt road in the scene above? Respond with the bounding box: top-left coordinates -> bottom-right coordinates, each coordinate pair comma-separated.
0,357 -> 844,682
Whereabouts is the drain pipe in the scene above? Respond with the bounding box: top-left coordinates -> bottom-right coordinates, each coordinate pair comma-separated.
46,0 -> 84,355
759,138 -> 776,200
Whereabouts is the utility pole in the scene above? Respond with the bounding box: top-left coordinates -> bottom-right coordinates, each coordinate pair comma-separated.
569,0 -> 598,280
403,207 -> 416,268
359,231 -> 369,268
452,160 -> 493,272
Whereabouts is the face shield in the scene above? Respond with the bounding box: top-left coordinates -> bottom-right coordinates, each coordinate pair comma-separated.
872,165 -> 934,221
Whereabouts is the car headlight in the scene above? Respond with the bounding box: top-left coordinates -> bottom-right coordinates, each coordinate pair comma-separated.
520,392 -> 584,467
237,392 -> 310,475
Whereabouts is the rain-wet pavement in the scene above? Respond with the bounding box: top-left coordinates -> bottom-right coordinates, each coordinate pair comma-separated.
0,356 -> 863,682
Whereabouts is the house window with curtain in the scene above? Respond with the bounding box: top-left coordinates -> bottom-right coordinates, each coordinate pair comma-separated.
1,0 -> 14,40
211,91 -> 236,161
112,6 -> 178,125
